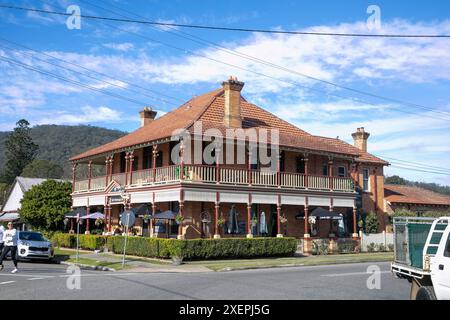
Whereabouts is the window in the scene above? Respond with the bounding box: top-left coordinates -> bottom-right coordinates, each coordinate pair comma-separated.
445,234 -> 450,258
363,169 -> 370,191
338,166 -> 346,177
296,157 -> 305,174
322,164 -> 328,176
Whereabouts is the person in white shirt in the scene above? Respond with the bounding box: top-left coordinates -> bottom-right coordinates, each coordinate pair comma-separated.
0,222 -> 19,273
0,225 -> 4,252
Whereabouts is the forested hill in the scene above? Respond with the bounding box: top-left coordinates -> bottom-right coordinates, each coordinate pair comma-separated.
0,125 -> 126,177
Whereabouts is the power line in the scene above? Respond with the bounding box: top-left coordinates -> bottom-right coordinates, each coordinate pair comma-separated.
388,161 -> 450,175
0,55 -> 152,107
0,39 -> 181,107
58,2 -> 450,123
2,4 -> 450,38
390,164 -> 450,176
88,0 -> 450,118
5,1 -> 450,123
0,36 -> 183,104
376,154 -> 450,173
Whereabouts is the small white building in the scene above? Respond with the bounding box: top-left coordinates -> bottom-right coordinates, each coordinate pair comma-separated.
0,177 -> 47,222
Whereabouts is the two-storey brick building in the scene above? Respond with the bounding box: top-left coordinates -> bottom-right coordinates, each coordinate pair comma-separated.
70,77 -> 388,247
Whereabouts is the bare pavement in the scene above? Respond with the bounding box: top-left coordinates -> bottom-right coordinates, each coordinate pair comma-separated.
0,260 -> 409,300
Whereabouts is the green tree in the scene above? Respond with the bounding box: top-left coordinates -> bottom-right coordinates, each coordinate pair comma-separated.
21,159 -> 64,179
20,180 -> 72,231
0,183 -> 8,207
363,212 -> 380,233
4,120 -> 38,183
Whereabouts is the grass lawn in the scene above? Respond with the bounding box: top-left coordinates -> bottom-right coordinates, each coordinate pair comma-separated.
186,252 -> 394,271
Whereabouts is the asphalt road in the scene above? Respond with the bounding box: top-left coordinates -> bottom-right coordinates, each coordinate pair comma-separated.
0,260 -> 410,300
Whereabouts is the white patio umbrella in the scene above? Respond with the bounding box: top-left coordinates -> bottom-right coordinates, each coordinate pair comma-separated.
80,212 -> 105,220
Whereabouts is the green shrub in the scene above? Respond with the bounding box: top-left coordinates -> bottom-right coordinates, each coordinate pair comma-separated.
312,239 -> 329,255
376,243 -> 386,252
388,244 -> 394,251
367,242 -> 376,252
51,232 -> 107,250
51,233 -> 297,260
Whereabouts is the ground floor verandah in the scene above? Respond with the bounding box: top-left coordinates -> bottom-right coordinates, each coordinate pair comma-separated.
71,186 -> 359,242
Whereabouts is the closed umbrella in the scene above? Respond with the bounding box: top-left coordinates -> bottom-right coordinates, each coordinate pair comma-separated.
260,211 -> 268,235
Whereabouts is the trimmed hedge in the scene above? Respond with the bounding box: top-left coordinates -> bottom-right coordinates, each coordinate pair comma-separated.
51,233 -> 107,251
51,233 -> 297,260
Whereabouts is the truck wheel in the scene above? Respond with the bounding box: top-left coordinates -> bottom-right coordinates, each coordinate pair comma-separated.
416,286 -> 437,300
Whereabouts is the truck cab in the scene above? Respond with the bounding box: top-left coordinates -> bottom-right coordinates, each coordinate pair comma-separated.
391,216 -> 450,300
430,224 -> 450,299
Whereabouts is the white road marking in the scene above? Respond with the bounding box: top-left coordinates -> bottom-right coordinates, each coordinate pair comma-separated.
0,281 -> 15,285
321,271 -> 390,277
28,277 -> 45,281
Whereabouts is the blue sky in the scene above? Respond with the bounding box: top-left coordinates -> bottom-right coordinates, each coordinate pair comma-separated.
1,0 -> 450,185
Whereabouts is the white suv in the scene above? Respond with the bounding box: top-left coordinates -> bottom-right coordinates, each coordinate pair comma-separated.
17,231 -> 54,261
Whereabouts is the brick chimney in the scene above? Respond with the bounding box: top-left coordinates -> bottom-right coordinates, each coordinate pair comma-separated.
139,107 -> 157,127
222,76 -> 244,128
352,127 -> 370,152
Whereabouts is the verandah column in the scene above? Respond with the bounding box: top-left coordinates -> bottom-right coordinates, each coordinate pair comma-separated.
177,189 -> 185,239
128,151 -> 135,186
246,194 -> 253,238
276,194 -> 283,238
215,147 -> 221,184
304,154 -> 309,189
71,163 -> 77,193
105,157 -> 110,186
303,196 -> 311,254
214,192 -> 221,239
87,161 -> 92,191
352,206 -> 358,239
124,152 -> 130,186
152,145 -> 158,183
85,206 -> 90,234
328,159 -> 334,191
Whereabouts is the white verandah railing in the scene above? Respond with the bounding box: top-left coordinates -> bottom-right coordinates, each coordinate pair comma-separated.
73,165 -> 355,193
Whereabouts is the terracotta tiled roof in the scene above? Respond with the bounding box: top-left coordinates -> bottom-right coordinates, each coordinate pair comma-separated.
384,184 -> 450,206
70,87 -> 387,164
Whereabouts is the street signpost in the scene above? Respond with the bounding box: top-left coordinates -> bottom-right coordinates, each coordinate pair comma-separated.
76,213 -> 80,263
120,210 -> 135,268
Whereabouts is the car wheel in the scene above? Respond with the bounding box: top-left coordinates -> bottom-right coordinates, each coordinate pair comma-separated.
416,286 -> 437,300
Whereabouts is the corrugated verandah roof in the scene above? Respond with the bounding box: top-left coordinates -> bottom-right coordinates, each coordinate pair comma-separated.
385,184 -> 450,206
70,88 -> 388,165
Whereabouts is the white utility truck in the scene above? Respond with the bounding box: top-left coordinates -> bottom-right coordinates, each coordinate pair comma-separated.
391,216 -> 450,300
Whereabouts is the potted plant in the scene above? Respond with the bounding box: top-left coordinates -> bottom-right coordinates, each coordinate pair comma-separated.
175,214 -> 185,225
95,218 -> 104,227
251,216 -> 258,227
143,214 -> 151,223
280,215 -> 288,224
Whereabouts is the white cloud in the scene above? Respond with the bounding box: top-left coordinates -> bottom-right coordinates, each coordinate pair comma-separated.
36,106 -> 124,125
103,42 -> 135,52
